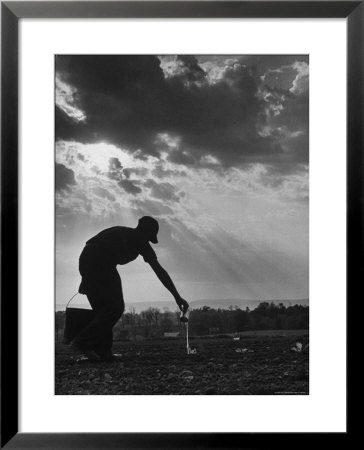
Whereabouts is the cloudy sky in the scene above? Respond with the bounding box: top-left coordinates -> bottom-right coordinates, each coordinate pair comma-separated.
55,55 -> 309,309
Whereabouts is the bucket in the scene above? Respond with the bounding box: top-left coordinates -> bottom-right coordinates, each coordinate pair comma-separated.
62,293 -> 95,344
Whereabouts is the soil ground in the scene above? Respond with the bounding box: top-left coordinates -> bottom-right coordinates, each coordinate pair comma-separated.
55,332 -> 309,395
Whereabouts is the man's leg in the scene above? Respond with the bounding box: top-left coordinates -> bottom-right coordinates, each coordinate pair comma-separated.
90,296 -> 125,358
73,269 -> 125,357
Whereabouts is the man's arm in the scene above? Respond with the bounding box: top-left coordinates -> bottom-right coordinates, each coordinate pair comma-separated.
148,259 -> 189,312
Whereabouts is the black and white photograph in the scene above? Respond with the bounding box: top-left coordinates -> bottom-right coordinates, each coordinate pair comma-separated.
55,54 -> 309,395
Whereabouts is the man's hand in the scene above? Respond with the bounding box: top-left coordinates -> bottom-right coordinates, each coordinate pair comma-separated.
176,297 -> 189,313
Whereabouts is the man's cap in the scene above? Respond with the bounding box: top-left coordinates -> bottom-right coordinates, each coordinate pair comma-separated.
138,216 -> 159,244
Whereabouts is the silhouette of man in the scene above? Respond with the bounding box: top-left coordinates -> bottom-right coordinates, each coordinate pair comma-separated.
72,216 -> 189,362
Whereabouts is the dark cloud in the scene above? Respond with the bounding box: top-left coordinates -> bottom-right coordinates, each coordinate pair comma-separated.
92,186 -> 115,201
123,167 -> 148,179
151,162 -> 187,179
144,179 -> 183,202
118,179 -> 142,195
105,157 -> 143,194
55,163 -> 76,191
233,55 -> 309,79
56,56 -> 165,156
271,90 -> 309,164
56,55 -> 308,173
108,157 -> 123,180
174,55 -> 206,84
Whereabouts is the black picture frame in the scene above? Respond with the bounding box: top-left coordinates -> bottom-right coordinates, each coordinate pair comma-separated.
1,1 -> 359,448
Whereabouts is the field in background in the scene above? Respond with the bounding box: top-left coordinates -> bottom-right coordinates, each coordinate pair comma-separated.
56,302 -> 309,341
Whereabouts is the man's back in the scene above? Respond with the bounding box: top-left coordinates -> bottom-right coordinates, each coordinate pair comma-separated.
86,226 -> 156,265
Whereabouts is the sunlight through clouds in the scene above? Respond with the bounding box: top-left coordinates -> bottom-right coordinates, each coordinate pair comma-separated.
55,55 -> 309,308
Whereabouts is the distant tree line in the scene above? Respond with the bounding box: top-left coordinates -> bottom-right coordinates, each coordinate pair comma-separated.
56,302 -> 308,340
187,302 -> 309,336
